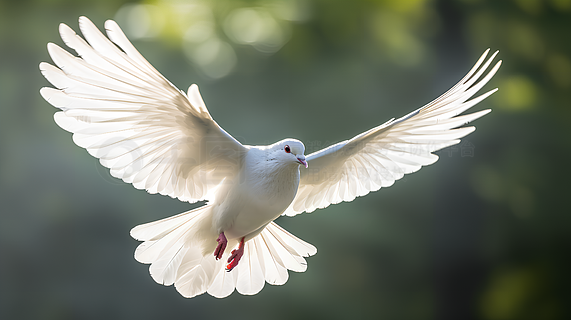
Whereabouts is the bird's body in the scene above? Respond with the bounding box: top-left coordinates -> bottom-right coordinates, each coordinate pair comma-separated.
40,17 -> 501,298
200,140 -> 305,250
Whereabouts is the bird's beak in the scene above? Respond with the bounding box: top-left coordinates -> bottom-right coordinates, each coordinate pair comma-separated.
296,155 -> 308,168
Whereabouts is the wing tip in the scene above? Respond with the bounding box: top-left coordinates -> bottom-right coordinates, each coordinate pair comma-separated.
468,108 -> 492,121
38,61 -> 50,71
39,86 -> 53,99
104,19 -> 119,32
483,48 -> 491,57
488,50 -> 499,62
461,126 -> 476,136
53,111 -> 71,131
130,224 -> 146,241
78,15 -> 97,35
46,42 -> 58,52
58,22 -> 74,35
39,87 -> 65,111
78,16 -> 90,24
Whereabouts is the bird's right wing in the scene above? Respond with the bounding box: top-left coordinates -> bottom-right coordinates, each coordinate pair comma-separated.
283,49 -> 501,216
40,17 -> 247,203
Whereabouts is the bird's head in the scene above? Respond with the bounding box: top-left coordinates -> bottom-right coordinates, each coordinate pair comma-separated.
272,139 -> 308,168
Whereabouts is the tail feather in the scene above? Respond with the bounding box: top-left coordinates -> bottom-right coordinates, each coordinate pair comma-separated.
131,208 -> 317,298
266,222 -> 318,256
236,241 -> 267,296
130,205 -> 207,241
207,262 -> 239,298
176,254 -> 224,298
149,245 -> 188,286
265,222 -> 316,272
252,232 -> 289,285
132,205 -> 210,264
207,222 -> 317,298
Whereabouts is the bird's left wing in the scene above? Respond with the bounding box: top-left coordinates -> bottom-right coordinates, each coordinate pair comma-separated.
40,17 -> 247,203
283,49 -> 501,217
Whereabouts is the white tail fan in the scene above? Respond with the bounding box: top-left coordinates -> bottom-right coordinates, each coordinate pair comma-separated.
131,206 -> 317,298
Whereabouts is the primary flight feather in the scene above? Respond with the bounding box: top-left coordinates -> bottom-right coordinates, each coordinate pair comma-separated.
40,16 -> 501,298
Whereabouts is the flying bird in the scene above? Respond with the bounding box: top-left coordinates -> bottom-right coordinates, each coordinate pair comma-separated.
40,16 -> 501,298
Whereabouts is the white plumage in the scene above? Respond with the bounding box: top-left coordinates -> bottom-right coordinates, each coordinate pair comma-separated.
40,17 -> 501,298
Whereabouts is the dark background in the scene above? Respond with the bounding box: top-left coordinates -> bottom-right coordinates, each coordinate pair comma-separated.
1,0 -> 570,319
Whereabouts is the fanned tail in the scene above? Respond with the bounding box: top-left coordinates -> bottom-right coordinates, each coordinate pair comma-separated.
131,212 -> 316,298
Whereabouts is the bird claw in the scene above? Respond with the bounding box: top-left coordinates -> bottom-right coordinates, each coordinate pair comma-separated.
214,232 -> 227,260
226,237 -> 245,272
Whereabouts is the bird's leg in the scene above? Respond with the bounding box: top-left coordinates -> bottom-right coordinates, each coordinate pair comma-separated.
214,232 -> 227,260
226,237 -> 245,272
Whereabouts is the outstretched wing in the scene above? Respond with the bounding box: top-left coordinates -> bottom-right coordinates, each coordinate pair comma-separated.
40,17 -> 246,203
283,49 -> 501,216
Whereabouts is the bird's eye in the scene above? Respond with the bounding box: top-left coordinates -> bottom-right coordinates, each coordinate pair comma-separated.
284,145 -> 291,153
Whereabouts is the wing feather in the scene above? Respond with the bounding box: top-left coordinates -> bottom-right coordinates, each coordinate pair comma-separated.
40,17 -> 246,203
284,49 -> 501,216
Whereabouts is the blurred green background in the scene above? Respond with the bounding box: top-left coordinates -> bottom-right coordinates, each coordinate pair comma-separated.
1,0 -> 570,319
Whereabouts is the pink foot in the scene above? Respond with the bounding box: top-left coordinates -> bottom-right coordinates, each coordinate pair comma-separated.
226,237 -> 245,272
214,232 -> 227,260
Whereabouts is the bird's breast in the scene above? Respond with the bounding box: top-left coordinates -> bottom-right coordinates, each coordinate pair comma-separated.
244,165 -> 299,210
220,164 -> 300,239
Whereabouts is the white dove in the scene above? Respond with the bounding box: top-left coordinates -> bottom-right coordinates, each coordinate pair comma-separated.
40,16 -> 501,298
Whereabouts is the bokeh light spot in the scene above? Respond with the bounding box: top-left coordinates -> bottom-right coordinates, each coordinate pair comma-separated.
184,38 -> 237,79
481,267 -> 535,320
372,12 -> 425,66
514,0 -> 543,15
224,8 -> 291,53
115,4 -> 164,39
495,75 -> 538,111
505,20 -> 544,61
184,20 -> 215,44
550,0 -> 571,11
546,53 -> 571,88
